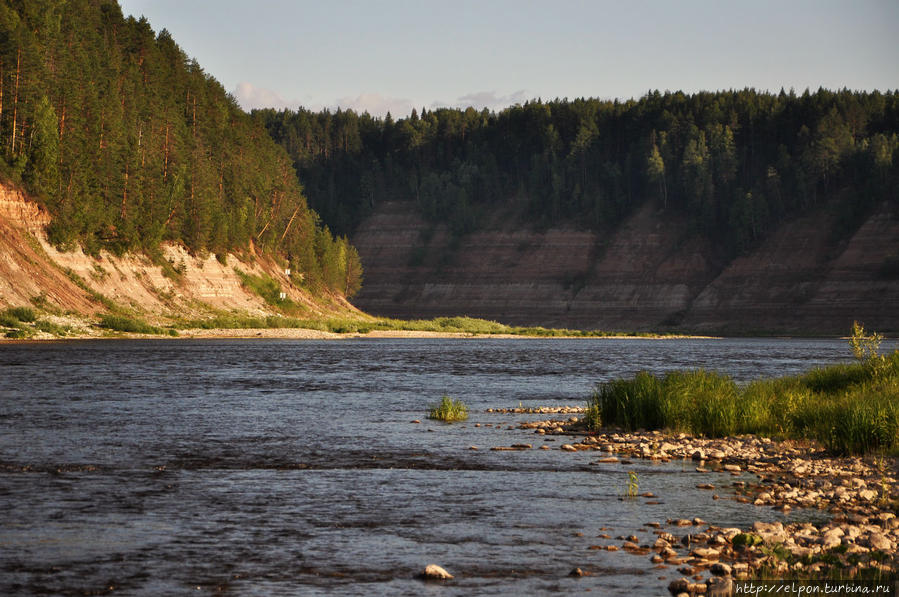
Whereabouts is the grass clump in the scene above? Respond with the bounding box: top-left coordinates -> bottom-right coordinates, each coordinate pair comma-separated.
34,320 -> 71,336
234,269 -> 304,315
63,268 -> 123,313
1,306 -> 39,338
0,307 -> 73,338
586,325 -> 899,455
4,327 -> 32,339
0,312 -> 20,328
1,306 -> 37,326
4,306 -> 36,323
625,471 -> 639,498
732,533 -> 764,548
427,395 -> 469,423
586,369 -> 741,436
98,314 -> 177,336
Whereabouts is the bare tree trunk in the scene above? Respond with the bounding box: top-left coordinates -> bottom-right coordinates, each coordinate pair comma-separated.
121,165 -> 129,219
163,122 -> 169,182
10,49 -> 20,156
0,58 -> 4,147
59,100 -> 65,141
279,205 -> 301,245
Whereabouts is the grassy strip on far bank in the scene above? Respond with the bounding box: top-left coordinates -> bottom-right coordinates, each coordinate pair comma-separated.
98,314 -> 178,336
179,314 -> 670,338
584,332 -> 899,455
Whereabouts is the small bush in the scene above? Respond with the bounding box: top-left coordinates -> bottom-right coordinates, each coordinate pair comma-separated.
428,396 -> 469,423
7,306 -> 36,322
98,314 -> 164,335
1,306 -> 37,325
5,327 -> 31,339
34,320 -> 70,336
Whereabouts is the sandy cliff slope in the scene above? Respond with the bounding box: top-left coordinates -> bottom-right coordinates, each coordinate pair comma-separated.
0,183 -> 358,323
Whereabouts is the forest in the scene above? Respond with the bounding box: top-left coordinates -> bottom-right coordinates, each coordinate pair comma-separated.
262,88 -> 898,257
0,0 -> 362,298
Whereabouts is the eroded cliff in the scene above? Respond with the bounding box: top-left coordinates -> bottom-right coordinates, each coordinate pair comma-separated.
0,184 -> 357,322
352,200 -> 899,334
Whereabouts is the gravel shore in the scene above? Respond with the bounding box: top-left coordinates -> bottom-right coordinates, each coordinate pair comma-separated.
484,407 -> 898,594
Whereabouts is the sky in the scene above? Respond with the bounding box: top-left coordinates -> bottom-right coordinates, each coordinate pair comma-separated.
118,0 -> 899,118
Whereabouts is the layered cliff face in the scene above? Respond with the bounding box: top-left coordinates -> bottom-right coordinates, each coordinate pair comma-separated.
351,200 -> 899,334
0,185 -> 357,321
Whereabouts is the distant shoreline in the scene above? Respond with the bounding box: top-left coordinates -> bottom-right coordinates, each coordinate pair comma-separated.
1,327 -> 717,342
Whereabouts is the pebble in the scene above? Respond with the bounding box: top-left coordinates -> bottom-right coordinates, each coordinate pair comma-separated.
473,404 -> 899,590
709,562 -> 732,576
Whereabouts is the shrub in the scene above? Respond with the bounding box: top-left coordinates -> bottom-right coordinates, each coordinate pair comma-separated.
4,327 -> 31,339
34,320 -> 70,336
850,320 -> 888,377
6,306 -> 36,322
428,396 -> 469,423
98,314 -> 165,335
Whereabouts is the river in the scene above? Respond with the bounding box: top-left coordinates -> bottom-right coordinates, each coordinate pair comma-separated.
1,337 -> 893,595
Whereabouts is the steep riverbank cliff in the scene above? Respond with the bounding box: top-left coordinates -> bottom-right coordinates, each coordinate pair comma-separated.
0,184 -> 357,322
351,200 -> 899,334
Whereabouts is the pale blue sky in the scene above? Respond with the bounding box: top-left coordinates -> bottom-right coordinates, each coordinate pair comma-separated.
119,0 -> 899,117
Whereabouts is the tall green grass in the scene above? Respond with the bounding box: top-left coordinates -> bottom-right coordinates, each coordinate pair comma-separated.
234,269 -> 307,315
98,314 -> 177,336
428,396 -> 469,423
585,351 -> 899,455
0,307 -> 38,338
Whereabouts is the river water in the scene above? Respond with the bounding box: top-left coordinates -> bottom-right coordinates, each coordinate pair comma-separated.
0,337 -> 894,596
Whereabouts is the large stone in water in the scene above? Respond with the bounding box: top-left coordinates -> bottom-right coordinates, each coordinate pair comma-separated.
420,564 -> 453,580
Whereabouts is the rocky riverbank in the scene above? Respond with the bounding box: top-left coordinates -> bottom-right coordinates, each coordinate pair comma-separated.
482,408 -> 898,595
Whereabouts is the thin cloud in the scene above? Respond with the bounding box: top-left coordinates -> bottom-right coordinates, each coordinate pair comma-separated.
334,93 -> 415,118
233,82 -> 300,111
234,84 -> 531,118
455,90 -> 531,110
